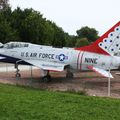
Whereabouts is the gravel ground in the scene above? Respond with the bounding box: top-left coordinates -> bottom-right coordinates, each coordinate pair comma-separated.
0,64 -> 120,98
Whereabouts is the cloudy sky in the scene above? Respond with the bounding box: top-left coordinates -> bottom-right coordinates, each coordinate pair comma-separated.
10,0 -> 120,36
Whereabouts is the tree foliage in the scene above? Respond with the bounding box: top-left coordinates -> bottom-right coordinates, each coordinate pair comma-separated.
76,26 -> 99,42
0,0 -> 9,10
75,38 -> 90,47
0,7 -> 68,47
0,5 -> 99,48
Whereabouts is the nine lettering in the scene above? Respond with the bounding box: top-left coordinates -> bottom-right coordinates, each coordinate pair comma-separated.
85,58 -> 98,64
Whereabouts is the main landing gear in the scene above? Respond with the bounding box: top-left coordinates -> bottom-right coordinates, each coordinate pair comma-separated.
66,67 -> 74,79
15,64 -> 21,78
42,71 -> 51,82
41,66 -> 74,82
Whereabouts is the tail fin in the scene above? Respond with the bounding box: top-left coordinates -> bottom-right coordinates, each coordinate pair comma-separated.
75,21 -> 120,56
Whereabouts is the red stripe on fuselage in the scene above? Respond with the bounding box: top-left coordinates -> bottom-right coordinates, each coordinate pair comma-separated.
77,51 -> 81,70
80,52 -> 84,70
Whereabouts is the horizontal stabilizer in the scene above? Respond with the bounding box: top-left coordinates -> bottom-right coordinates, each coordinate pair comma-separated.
25,60 -> 67,71
87,66 -> 113,78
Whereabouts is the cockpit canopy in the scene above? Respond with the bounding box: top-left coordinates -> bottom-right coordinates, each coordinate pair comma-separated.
3,42 -> 29,49
0,42 -> 3,48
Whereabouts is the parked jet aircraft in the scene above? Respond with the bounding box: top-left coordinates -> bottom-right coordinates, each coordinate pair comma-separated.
0,21 -> 120,82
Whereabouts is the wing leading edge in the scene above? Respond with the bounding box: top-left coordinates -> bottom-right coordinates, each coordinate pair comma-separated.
25,60 -> 67,71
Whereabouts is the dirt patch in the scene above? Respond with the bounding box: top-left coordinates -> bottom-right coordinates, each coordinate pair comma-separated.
0,69 -> 120,98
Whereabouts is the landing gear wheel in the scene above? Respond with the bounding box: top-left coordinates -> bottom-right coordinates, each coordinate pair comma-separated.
15,73 -> 21,78
66,72 -> 74,79
42,75 -> 51,82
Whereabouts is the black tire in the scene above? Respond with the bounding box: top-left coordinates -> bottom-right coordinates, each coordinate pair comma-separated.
42,75 -> 51,82
15,73 -> 21,78
66,72 -> 74,78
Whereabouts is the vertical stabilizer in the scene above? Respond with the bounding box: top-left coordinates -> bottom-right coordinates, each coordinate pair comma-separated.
75,21 -> 120,56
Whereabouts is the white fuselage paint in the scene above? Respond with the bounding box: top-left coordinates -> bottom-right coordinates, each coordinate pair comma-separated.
2,46 -> 120,71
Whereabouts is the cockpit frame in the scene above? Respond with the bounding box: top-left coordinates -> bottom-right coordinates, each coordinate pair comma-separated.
3,42 -> 29,49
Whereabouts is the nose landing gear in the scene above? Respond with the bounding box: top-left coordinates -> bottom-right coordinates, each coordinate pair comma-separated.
15,64 -> 21,78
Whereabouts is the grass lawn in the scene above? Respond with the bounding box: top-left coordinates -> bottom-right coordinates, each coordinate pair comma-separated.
0,84 -> 120,120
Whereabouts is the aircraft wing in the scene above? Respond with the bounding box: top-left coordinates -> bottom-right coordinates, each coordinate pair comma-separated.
87,66 -> 113,78
24,60 -> 67,71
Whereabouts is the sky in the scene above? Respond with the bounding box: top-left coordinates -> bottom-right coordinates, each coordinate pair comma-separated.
9,0 -> 120,36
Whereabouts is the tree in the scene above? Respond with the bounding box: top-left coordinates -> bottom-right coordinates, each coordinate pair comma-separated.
65,34 -> 76,47
0,0 -> 9,10
0,19 -> 19,43
0,8 -> 18,43
76,26 -> 99,42
10,8 -> 67,46
20,9 -> 45,43
52,23 -> 66,47
0,6 -> 99,47
75,38 -> 90,47
10,8 -> 44,43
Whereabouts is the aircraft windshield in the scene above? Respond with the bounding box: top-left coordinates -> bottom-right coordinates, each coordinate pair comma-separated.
3,42 -> 29,49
